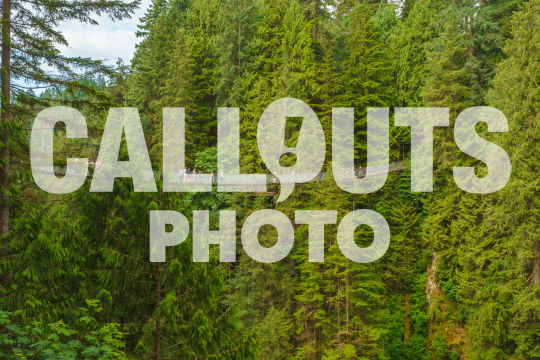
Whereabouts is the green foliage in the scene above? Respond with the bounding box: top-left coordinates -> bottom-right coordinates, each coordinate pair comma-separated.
3,0 -> 537,359
388,0 -> 445,107
0,300 -> 128,359
421,1 -> 539,359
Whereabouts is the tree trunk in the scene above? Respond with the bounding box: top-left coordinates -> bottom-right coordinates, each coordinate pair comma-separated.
337,280 -> 340,333
345,275 -> 349,335
237,0 -> 243,74
532,243 -> 540,286
404,293 -> 410,342
0,0 -> 12,238
155,264 -> 161,360
468,14 -> 475,58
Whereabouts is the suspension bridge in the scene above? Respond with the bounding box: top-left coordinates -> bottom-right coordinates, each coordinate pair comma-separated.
37,159 -> 410,195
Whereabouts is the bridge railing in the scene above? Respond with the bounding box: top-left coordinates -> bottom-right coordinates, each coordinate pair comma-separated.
46,159 -> 410,186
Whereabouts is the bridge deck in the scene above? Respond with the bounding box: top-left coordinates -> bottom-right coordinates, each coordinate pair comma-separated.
28,160 -> 410,196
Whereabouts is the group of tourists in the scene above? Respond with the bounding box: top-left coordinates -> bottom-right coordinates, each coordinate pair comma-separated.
84,161 -> 384,184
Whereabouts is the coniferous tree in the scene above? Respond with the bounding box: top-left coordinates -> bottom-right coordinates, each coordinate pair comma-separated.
421,1 -> 539,358
389,0 -> 445,107
337,0 -> 394,162
215,0 -> 259,107
467,0 -> 539,357
2,0 -> 537,358
0,0 -> 138,238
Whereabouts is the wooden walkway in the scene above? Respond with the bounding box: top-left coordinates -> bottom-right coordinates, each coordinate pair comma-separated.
43,160 -> 409,194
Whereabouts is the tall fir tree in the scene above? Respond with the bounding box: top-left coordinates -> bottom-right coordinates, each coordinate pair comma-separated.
337,0 -> 394,162
0,0 -> 138,239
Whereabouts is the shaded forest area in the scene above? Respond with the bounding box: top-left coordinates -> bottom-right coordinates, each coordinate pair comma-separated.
0,0 -> 538,359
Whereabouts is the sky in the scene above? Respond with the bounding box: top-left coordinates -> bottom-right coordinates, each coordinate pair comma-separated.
57,0 -> 404,68
58,0 -> 152,65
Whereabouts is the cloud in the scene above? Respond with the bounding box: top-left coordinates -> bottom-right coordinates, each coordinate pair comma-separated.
58,0 -> 152,65
60,27 -> 138,64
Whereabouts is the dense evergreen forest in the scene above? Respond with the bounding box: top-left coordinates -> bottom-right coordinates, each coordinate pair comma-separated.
0,0 -> 538,359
